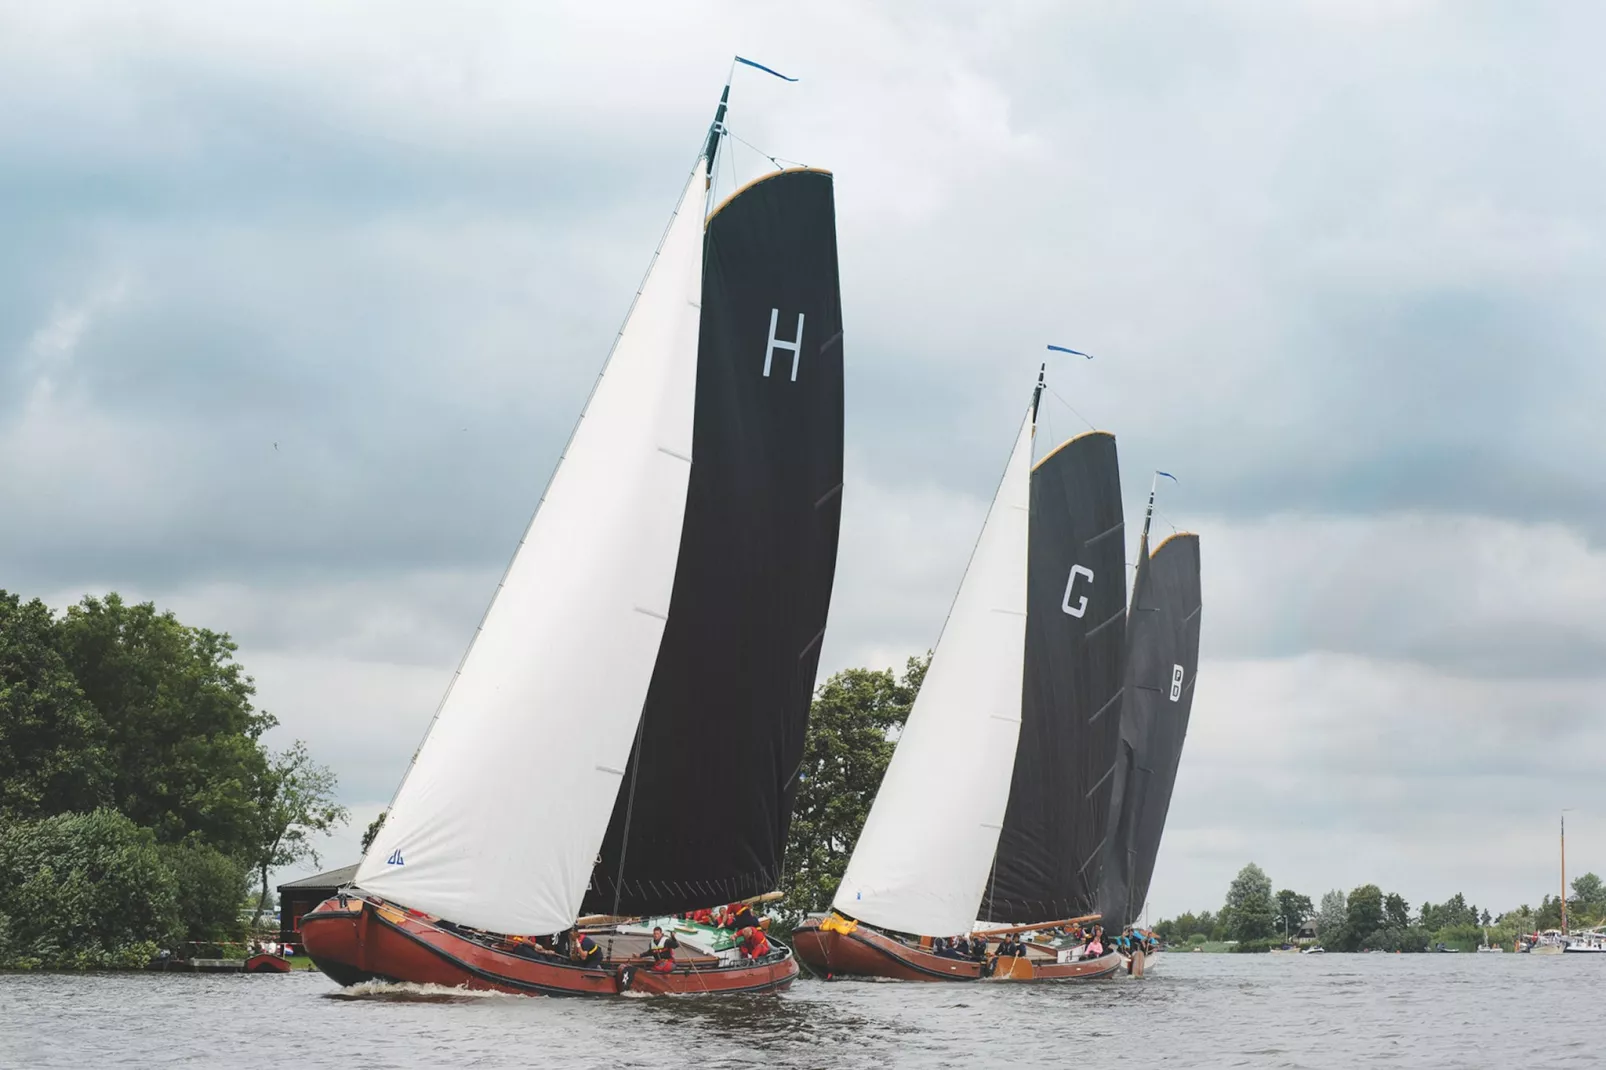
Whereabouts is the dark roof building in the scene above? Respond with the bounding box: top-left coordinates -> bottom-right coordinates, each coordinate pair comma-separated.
277,864 -> 359,952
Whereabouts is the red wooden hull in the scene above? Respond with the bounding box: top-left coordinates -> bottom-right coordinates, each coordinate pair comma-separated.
299,896 -> 797,997
792,917 -> 1122,983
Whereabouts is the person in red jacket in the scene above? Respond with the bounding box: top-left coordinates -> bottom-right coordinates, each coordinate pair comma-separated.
733,926 -> 770,960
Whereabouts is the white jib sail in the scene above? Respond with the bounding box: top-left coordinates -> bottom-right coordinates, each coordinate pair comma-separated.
356,161 -> 709,935
833,406 -> 1034,938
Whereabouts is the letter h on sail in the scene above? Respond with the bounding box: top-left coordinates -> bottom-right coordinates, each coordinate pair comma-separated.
763,308 -> 806,381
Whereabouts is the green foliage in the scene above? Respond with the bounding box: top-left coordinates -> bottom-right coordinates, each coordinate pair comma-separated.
1419,893 -> 1481,933
161,841 -> 250,949
1231,937 -> 1275,953
1536,894 -> 1562,930
1224,863 -> 1276,942
0,588 -> 348,969
1340,884 -> 1384,951
54,594 -> 274,857
1431,922 -> 1482,952
361,811 -> 387,853
0,810 -> 181,968
780,655 -> 928,926
1274,889 -> 1313,935
0,592 -> 106,819
249,741 -> 348,926
1571,872 -> 1605,921
1315,889 -> 1346,943
1383,892 -> 1410,929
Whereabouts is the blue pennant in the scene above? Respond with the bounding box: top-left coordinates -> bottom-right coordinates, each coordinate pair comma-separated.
735,55 -> 799,82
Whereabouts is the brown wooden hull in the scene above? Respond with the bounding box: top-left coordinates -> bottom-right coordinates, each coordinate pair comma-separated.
792,917 -> 1123,983
299,896 -> 797,997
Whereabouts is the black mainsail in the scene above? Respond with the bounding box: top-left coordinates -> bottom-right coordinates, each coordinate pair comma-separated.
584,168 -> 846,917
981,431 -> 1126,923
1118,532 -> 1202,924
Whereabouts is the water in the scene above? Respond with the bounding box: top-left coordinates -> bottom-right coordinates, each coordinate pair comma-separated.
2,953 -> 1600,1069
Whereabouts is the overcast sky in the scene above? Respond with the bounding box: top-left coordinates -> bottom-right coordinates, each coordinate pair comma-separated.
4,0 -> 1604,921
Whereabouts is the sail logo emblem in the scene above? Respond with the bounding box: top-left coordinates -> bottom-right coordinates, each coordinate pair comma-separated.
762,309 -> 806,381
1169,665 -> 1184,702
386,849 -> 405,866
1062,564 -> 1094,617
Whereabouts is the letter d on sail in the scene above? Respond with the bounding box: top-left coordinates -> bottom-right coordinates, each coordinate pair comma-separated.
1169,664 -> 1184,702
763,308 -> 805,381
1062,564 -> 1094,617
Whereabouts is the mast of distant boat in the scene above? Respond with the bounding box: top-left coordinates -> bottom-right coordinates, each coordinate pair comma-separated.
1562,810 -> 1572,937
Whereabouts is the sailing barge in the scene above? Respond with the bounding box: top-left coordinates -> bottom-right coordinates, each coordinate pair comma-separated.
795,374 -> 1126,983
303,70 -> 845,997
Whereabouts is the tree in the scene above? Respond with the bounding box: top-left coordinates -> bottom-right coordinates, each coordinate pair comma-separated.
0,592 -> 105,819
0,810 -> 181,968
1275,889 -> 1313,938
781,655 -> 927,924
1224,863 -> 1276,942
361,811 -> 387,853
1315,889 -> 1346,942
1383,892 -> 1410,930
248,741 -> 348,927
54,594 -> 274,856
161,841 -> 250,949
1572,872 -> 1605,917
1344,884 -> 1384,950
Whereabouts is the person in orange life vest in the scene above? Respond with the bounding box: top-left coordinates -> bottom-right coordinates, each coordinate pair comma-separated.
733,926 -> 770,960
646,925 -> 679,973
689,908 -> 714,925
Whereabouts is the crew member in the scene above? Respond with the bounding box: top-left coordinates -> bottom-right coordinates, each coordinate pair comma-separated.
647,925 -> 679,973
733,925 -> 771,960
569,928 -> 604,968
727,902 -> 759,931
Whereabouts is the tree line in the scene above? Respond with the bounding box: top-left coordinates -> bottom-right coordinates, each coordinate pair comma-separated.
1155,862 -> 1606,952
0,590 -> 346,968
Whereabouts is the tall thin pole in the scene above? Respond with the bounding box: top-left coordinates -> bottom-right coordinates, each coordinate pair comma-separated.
1562,811 -> 1569,936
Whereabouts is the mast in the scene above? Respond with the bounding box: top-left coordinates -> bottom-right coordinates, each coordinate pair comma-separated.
1562,811 -> 1570,936
702,82 -> 730,200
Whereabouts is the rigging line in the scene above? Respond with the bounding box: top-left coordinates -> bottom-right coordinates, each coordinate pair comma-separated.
1042,382 -> 1097,433
1153,507 -> 1180,534
726,129 -> 806,171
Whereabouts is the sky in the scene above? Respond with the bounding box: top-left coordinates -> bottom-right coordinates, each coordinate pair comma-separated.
3,0 -> 1605,922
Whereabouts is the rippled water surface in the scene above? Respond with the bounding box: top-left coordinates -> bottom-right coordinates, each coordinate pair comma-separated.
3,952 -> 1601,1069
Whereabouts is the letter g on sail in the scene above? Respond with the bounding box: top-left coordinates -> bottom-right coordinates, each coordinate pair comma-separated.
1061,564 -> 1093,617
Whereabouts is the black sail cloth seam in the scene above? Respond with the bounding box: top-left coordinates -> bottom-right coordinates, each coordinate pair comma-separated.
981,432 -> 1127,924
582,169 -> 845,918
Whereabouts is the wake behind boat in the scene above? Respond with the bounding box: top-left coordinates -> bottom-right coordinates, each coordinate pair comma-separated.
303,66 -> 845,997
795,370 -> 1124,983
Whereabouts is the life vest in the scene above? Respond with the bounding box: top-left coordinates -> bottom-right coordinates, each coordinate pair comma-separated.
649,934 -> 676,961
736,927 -> 770,958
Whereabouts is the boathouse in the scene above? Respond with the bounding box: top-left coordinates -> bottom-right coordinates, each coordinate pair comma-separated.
278,863 -> 358,952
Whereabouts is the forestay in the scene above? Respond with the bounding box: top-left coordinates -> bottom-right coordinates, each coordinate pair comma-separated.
355,162 -> 709,936
833,406 -> 1034,939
